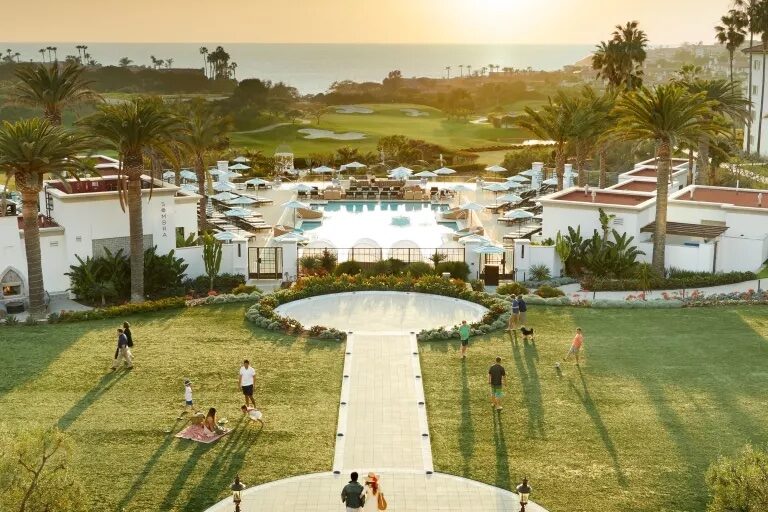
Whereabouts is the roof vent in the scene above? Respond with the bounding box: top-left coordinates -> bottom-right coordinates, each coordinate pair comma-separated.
759,192 -> 763,207
591,190 -> 596,203
584,184 -> 590,196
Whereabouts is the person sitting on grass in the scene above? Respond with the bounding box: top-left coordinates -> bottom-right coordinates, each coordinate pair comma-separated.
203,407 -> 225,437
520,325 -> 535,342
241,405 -> 264,426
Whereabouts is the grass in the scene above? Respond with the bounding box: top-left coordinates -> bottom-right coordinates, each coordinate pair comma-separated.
0,304 -> 343,512
230,102 -> 535,156
420,306 -> 768,512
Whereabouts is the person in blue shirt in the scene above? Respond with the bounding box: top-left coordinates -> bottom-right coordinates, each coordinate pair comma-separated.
507,295 -> 520,331
111,328 -> 133,370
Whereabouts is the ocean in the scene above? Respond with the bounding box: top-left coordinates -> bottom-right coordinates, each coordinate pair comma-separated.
0,43 -> 594,94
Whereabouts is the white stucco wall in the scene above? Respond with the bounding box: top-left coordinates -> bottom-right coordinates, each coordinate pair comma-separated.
175,242 -> 248,280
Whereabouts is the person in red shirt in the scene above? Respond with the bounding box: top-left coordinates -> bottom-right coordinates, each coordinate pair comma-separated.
563,328 -> 584,365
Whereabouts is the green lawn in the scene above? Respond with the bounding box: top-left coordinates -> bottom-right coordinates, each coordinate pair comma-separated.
420,306 -> 768,512
0,304 -> 343,512
230,103 -> 533,156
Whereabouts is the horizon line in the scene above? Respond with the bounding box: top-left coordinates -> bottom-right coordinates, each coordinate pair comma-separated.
0,40 -> 700,47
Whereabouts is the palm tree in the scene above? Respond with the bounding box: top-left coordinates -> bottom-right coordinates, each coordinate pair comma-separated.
593,21 -> 648,90
177,100 -> 231,227
679,79 -> 749,184
517,92 -> 578,191
199,47 -> 209,78
445,66 -> 451,79
79,99 -> 179,303
568,87 -> 615,187
715,10 -> 748,88
459,64 -> 464,77
467,65 -> 472,77
0,119 -> 91,318
167,58 -> 174,69
51,47 -> 58,62
12,62 -> 99,125
38,48 -> 46,62
735,0 -> 757,154
611,84 -> 725,272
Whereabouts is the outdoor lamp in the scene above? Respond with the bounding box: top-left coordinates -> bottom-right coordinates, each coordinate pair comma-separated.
231,475 -> 245,512
516,477 -> 531,512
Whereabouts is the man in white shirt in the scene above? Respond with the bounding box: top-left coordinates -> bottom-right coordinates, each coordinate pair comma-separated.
238,359 -> 257,408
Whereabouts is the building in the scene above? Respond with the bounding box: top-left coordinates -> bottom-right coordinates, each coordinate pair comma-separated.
0,175 -> 247,311
742,44 -> 768,156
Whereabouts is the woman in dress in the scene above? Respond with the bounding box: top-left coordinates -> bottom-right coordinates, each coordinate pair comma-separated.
363,472 -> 383,510
203,407 -> 224,437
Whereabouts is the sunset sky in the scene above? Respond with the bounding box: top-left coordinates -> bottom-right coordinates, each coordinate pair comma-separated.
1,0 -> 726,45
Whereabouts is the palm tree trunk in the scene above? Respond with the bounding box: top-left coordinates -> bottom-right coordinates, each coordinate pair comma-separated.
124,157 -> 145,303
729,50 -> 734,91
20,189 -> 46,318
195,155 -> 208,232
555,146 -> 565,191
652,141 -> 671,273
747,31 -> 754,155
44,107 -> 62,127
698,139 -> 713,185
577,154 -> 586,187
687,147 -> 695,185
758,50 -> 766,155
598,144 -> 608,188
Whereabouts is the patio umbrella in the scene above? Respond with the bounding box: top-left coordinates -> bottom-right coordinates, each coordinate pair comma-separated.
503,209 -> 535,221
211,191 -> 238,201
181,183 -> 199,193
179,170 -> 197,181
213,182 -> 236,192
388,166 -> 413,180
520,169 -> 536,177
226,196 -> 258,206
162,170 -> 175,181
473,244 -> 505,279
542,178 -> 558,186
209,169 -> 227,177
485,165 -> 508,173
224,207 -> 252,218
312,165 -> 335,174
459,202 -> 483,211
228,163 -> 251,171
273,232 -> 310,244
213,231 -> 240,242
292,183 -> 314,193
497,193 -> 523,204
482,182 -> 510,202
503,181 -> 523,189
451,183 -> 471,203
458,233 -> 492,245
413,170 -> 438,178
282,199 -> 312,226
233,156 -> 250,163
342,161 -> 367,170
222,170 -> 242,179
434,167 -> 457,175
507,174 -> 530,183
244,178 -> 272,188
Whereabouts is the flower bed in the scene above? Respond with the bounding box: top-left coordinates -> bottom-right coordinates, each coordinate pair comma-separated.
244,274 -> 510,341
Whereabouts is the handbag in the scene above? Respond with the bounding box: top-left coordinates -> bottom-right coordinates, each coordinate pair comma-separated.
377,492 -> 387,510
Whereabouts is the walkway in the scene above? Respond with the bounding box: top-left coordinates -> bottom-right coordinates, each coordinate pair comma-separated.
559,278 -> 767,300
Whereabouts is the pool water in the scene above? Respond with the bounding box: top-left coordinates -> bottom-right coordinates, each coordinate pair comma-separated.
300,201 -> 458,248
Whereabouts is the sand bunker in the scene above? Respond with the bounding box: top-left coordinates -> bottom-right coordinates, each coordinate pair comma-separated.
401,108 -> 429,117
298,128 -> 367,140
335,105 -> 374,114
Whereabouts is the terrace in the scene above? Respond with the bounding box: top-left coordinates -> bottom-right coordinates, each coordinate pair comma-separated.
550,189 -> 655,207
674,186 -> 768,210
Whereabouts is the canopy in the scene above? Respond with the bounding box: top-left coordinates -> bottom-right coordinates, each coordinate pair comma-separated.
457,234 -> 491,245
179,170 -> 197,180
473,244 -> 505,255
497,193 -> 523,203
162,170 -> 175,180
413,170 -> 438,178
483,182 -> 510,192
434,167 -> 457,175
388,166 -> 414,179
228,163 -> 251,170
292,184 -> 314,192
213,231 -> 241,241
507,174 -> 530,182
213,182 -> 237,192
223,171 -> 242,179
503,181 -> 523,189
342,161 -> 367,169
282,200 -> 311,209
351,238 -> 381,249
485,165 -> 508,173
210,191 -> 238,201
503,209 -> 535,220
233,156 -> 250,163
312,165 -> 335,174
224,207 -> 253,218
225,196 -> 258,206
459,202 -> 484,211
244,178 -> 271,187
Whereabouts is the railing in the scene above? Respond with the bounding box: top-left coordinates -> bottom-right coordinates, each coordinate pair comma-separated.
299,246 -> 466,269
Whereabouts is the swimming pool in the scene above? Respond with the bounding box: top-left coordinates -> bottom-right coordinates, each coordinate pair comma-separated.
299,201 -> 459,248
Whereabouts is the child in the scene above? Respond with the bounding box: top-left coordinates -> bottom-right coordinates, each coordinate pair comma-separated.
459,320 -> 471,359
178,379 -> 195,420
507,295 -> 520,331
562,328 -> 584,365
241,405 -> 264,426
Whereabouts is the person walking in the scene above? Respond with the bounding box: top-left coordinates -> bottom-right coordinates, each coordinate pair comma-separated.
459,320 -> 471,359
178,379 -> 195,419
111,328 -> 133,370
518,295 -> 527,324
238,359 -> 257,408
507,295 -> 520,331
363,472 -> 385,511
488,356 -> 506,411
341,471 -> 366,511
563,327 -> 584,365
122,321 -> 134,348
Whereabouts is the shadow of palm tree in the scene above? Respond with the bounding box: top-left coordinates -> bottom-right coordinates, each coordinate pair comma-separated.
510,337 -> 545,439
493,410 -> 511,489
569,367 -> 628,487
459,360 -> 474,477
57,371 -> 128,431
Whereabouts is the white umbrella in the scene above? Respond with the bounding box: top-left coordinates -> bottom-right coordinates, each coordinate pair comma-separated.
210,191 -> 238,201
458,234 -> 491,245
483,182 -> 510,192
213,182 -> 236,192
451,183 -> 471,203
503,209 -> 535,220
226,196 -> 258,206
181,184 -> 198,193
508,174 -> 530,182
504,181 -> 523,189
485,165 -> 508,173
273,232 -> 310,244
292,183 -> 314,193
233,156 -> 250,163
209,169 -> 227,177
162,170 -> 175,180
244,178 -> 271,188
283,200 -> 312,226
223,170 -> 242,179
459,202 -> 483,211
224,207 -> 252,218
473,244 -> 505,278
213,231 -> 240,242
342,161 -> 367,170
497,193 -> 523,204
312,165 -> 335,174
180,170 -> 197,181
542,178 -> 558,186
388,166 -> 413,180
520,169 -> 536,177
229,163 -> 251,170
435,167 -> 457,175
413,170 -> 438,178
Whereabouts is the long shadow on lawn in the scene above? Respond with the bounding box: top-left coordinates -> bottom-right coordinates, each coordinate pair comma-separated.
492,410 -> 511,489
57,371 -> 128,431
510,335 -> 545,439
459,360 -> 474,477
569,367 -> 628,487
159,441 -> 216,511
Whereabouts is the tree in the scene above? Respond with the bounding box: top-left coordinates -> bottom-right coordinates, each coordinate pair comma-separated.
611,84 -> 725,272
715,10 -> 748,87
12,62 -> 98,125
735,0 -> 758,154
118,56 -> 133,67
592,21 -> 648,90
199,46 -> 208,78
706,444 -> 768,511
202,232 -> 222,291
80,98 -> 179,303
0,120 -> 91,319
0,427 -> 87,512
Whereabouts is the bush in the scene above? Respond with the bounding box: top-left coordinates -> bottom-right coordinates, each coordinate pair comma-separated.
706,445 -> 768,512
183,273 -> 246,295
520,276 -> 578,288
363,258 -> 407,277
334,261 -> 362,276
496,282 -> 529,296
535,285 -> 565,298
4,314 -> 19,326
405,261 -> 434,278
582,271 -> 756,292
56,297 -> 186,323
435,261 -> 470,281
529,264 -> 551,281
231,284 -> 259,295
319,249 -> 338,273
470,279 -> 485,291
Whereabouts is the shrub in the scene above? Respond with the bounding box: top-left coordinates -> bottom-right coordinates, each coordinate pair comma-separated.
405,261 -> 434,278
231,284 -> 259,295
299,255 -> 323,276
529,264 -> 551,281
56,297 -> 186,323
184,273 -> 245,295
535,285 -> 565,298
706,445 -> 768,512
496,282 -> 529,296
334,260 -> 362,276
319,249 -> 338,273
470,279 -> 485,292
582,271 -> 756,292
435,261 -> 470,281
3,315 -> 19,326
364,258 -> 407,276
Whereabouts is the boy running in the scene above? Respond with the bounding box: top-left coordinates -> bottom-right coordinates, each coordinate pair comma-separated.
563,328 -> 584,365
459,320 -> 471,359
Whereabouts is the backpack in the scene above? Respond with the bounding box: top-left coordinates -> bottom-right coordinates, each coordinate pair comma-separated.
377,492 -> 388,510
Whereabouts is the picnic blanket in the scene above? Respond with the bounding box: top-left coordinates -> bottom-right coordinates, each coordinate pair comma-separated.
175,424 -> 230,444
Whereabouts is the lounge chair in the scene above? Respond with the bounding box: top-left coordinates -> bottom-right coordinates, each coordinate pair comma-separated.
441,208 -> 468,220
452,226 -> 485,240
273,225 -> 294,237
297,207 -> 323,219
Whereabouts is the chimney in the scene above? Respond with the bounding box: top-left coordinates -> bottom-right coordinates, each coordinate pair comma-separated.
584,184 -> 590,196
759,192 -> 763,207
591,190 -> 597,203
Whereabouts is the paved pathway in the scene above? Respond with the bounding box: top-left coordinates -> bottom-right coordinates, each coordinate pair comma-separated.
558,278 -> 767,300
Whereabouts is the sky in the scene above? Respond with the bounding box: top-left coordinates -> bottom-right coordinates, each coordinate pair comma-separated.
0,0 -> 727,46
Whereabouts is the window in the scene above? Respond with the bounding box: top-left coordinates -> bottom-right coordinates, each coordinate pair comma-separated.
753,85 -> 760,96
754,60 -> 761,71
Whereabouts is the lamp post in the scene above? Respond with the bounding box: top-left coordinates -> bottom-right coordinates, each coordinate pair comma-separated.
516,477 -> 531,512
231,475 -> 245,512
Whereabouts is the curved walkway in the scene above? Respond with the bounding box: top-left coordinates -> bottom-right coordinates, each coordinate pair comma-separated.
559,278 -> 766,300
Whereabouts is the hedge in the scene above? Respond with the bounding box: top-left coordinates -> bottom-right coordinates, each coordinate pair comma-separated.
582,271 -> 757,292
48,297 -> 187,323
